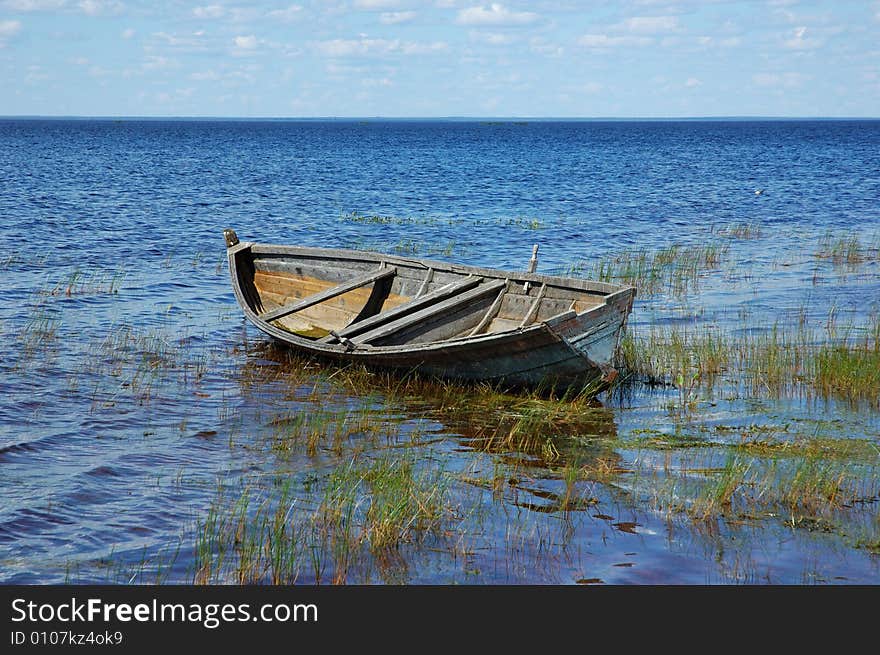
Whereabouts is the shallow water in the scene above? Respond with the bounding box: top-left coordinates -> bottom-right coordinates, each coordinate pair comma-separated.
1,118 -> 878,584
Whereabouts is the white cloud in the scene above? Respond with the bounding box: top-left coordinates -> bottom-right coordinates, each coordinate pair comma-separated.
193,5 -> 224,19
380,11 -> 415,24
617,16 -> 678,34
233,34 -> 258,49
753,72 -> 810,88
470,30 -> 516,45
69,55 -> 89,64
400,40 -> 447,54
685,77 -> 701,87
530,37 -> 562,57
1,0 -> 65,10
579,34 -> 653,48
583,82 -> 603,94
142,55 -> 178,71
121,27 -> 134,39
0,19 -> 21,37
325,62 -> 366,75
0,18 -> 21,46
77,0 -> 123,15
362,77 -> 393,87
354,0 -> 406,8
191,70 -> 221,81
457,3 -> 539,26
152,31 -> 208,49
784,26 -> 822,50
315,37 -> 446,57
266,5 -> 302,22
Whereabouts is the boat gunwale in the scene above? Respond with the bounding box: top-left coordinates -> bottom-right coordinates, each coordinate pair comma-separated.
246,242 -> 633,297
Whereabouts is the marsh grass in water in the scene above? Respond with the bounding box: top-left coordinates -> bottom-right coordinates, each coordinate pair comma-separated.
654,448 -> 880,540
814,230 -> 880,268
619,312 -> 880,410
193,452 -> 453,584
340,211 -> 545,231
568,243 -> 728,297
43,268 -> 126,297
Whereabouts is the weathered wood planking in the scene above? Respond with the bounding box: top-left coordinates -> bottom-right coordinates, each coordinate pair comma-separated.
351,279 -> 507,345
259,266 -> 397,323
321,275 -> 482,343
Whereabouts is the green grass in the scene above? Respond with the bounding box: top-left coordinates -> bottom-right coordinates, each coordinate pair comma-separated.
192,452 -> 453,584
569,243 -> 728,297
620,313 -> 880,409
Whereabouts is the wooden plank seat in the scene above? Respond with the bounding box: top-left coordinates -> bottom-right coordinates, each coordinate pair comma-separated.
259,266 -> 397,323
320,275 -> 483,343
350,278 -> 508,346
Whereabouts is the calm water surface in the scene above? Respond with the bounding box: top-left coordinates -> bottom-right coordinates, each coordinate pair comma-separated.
1,119 -> 878,583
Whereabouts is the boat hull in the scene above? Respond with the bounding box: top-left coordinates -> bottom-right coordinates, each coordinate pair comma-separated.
226,234 -> 635,394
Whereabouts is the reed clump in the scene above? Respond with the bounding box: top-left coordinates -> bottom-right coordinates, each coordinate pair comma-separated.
814,231 -> 869,266
656,449 -> 879,536
621,313 -> 880,409
713,222 -> 763,240
45,268 -> 126,296
569,243 -> 728,297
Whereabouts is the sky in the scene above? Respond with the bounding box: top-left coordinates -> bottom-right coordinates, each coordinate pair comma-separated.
1,0 -> 878,117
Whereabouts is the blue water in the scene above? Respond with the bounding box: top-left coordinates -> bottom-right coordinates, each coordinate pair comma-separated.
1,119 -> 879,584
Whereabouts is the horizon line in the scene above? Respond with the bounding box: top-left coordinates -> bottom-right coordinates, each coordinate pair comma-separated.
2,114 -> 879,121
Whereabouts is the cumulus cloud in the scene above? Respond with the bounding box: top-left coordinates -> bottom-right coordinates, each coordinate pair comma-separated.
233,35 -> 259,49
362,77 -> 393,87
530,37 -> 562,57
753,72 -> 810,87
354,0 -> 406,8
193,5 -> 225,19
380,11 -> 415,24
151,31 -> 209,50
315,37 -> 446,57
0,18 -> 22,39
784,26 -> 823,50
696,35 -> 740,48
457,3 -> 539,26
579,34 -> 653,48
191,70 -> 221,81
121,27 -> 134,39
617,16 -> 678,34
685,77 -> 701,87
142,55 -> 178,71
470,30 -> 516,45
77,0 -> 123,15
1,0 -> 65,10
266,5 -> 303,22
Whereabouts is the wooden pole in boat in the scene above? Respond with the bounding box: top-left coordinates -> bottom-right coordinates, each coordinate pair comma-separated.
524,243 -> 539,293
528,244 -> 539,273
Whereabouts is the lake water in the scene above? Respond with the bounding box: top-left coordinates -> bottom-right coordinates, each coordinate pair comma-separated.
1,118 -> 878,584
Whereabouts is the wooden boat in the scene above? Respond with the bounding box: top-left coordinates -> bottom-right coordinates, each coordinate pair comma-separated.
224,228 -> 636,394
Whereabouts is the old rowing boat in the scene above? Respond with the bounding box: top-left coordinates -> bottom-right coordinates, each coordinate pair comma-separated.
224,228 -> 636,394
